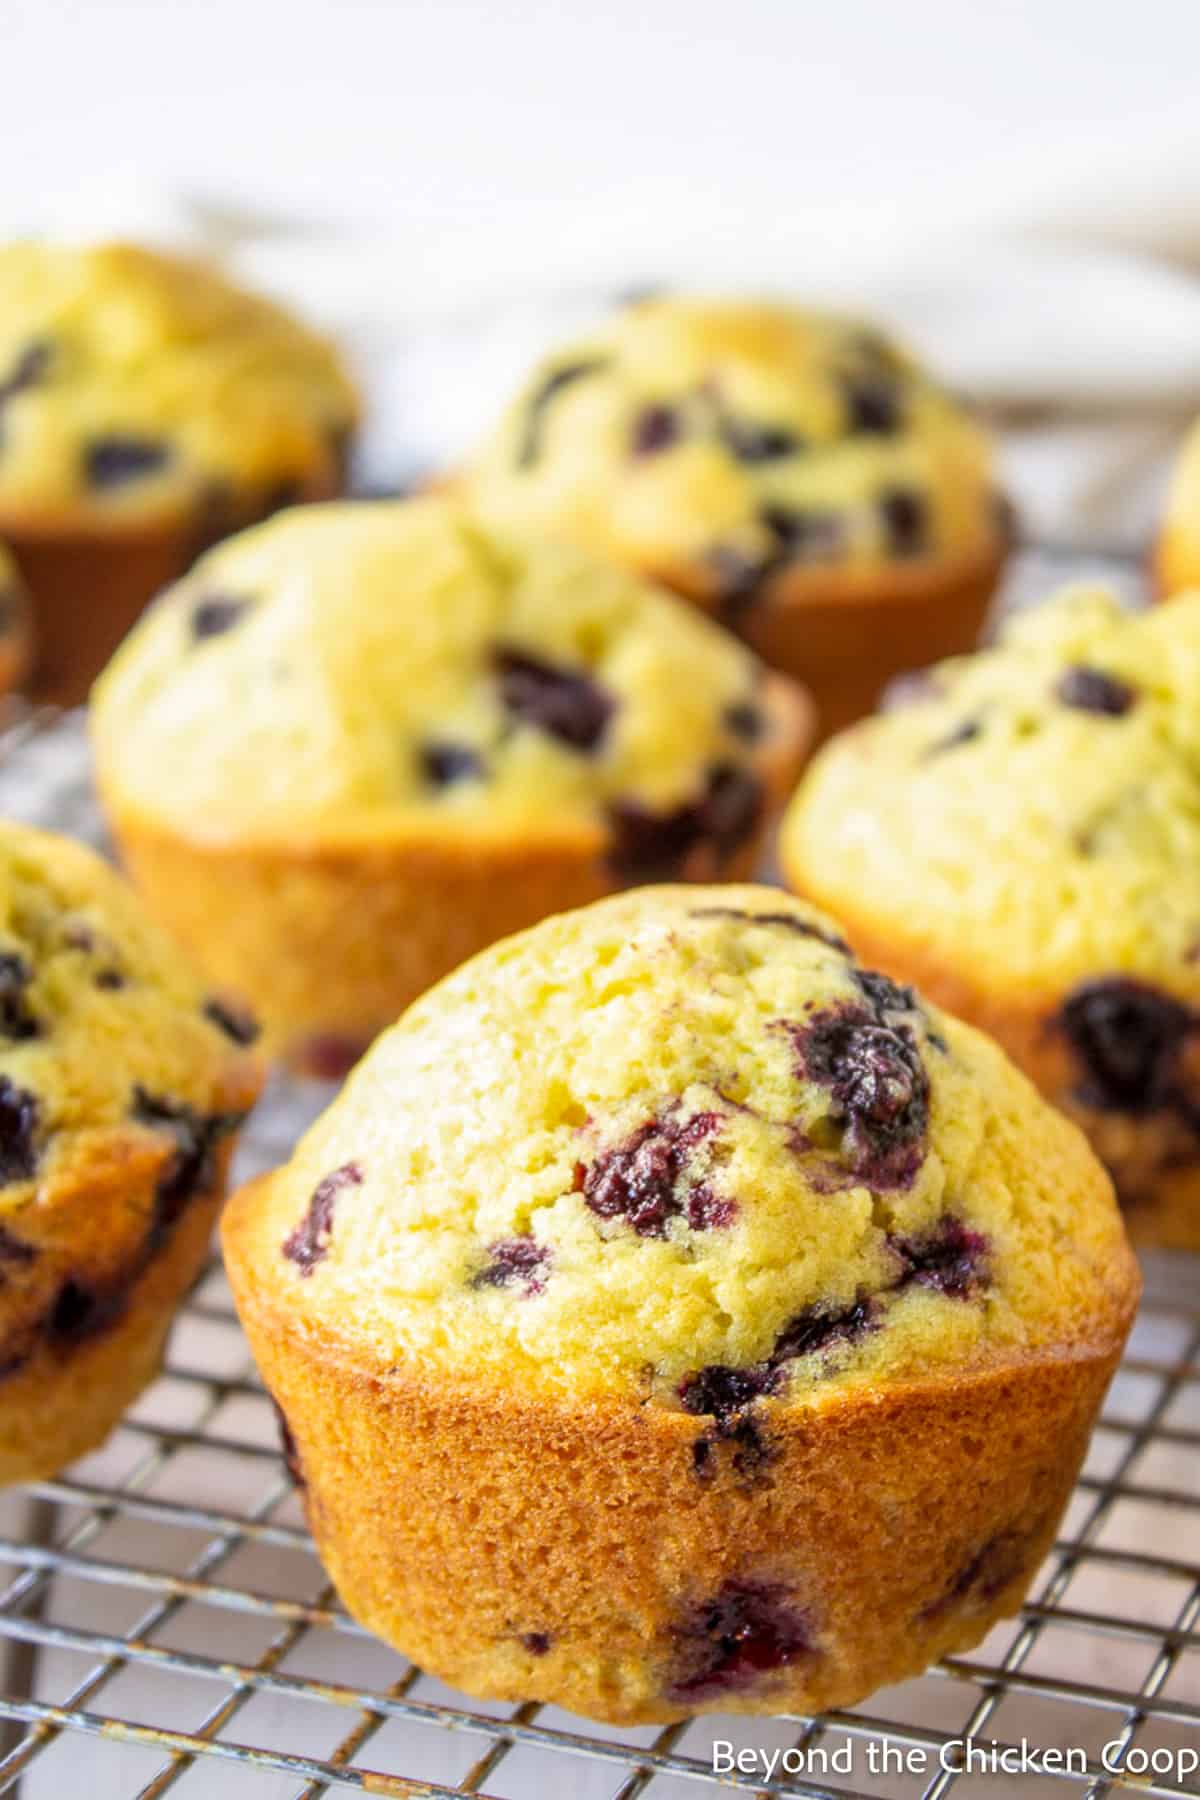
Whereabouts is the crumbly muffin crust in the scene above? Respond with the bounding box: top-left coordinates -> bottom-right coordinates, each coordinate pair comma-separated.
255,887 -> 1130,1392
224,885 -> 1136,1720
0,241 -> 357,532
782,585 -> 1200,1243
0,821 -> 262,1481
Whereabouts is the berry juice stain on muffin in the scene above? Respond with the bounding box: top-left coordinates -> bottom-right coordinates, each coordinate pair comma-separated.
922,1528 -> 1037,1622
667,1581 -> 813,1703
1057,978 -> 1195,1116
271,1397 -> 306,1488
891,1216 -> 990,1299
779,972 -> 931,1189
472,1237 -> 551,1295
576,1110 -> 728,1237
283,1162 -> 363,1276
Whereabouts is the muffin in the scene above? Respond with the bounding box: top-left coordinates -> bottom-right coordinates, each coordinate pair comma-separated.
0,540 -> 33,699
1155,418 -> 1200,595
0,820 -> 262,1484
223,884 -> 1137,1724
781,585 -> 1200,1249
0,240 -> 359,700
458,296 -> 1011,736
92,496 -> 812,1077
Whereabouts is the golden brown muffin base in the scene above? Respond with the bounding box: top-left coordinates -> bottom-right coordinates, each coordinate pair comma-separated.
778,896 -> 1200,1252
224,1172 -> 1135,1723
2,474 -> 346,706
656,537 -> 1008,741
0,612 -> 32,702
5,520 -> 198,706
0,1132 -> 243,1486
102,674 -> 814,1076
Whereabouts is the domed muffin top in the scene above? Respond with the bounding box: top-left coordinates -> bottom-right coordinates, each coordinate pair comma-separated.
241,885 -> 1135,1408
0,241 -> 357,526
0,821 -> 261,1211
92,496 -> 808,849
783,586 -> 1200,996
460,297 -> 1004,602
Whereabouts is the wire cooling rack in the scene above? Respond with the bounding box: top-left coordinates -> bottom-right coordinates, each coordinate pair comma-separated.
0,543 -> 1193,1800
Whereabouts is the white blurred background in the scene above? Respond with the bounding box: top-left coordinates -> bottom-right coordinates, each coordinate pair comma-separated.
7,0 -> 1200,536
5,0 -> 1200,282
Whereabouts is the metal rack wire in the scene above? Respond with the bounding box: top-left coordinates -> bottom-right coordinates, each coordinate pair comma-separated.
0,542 -> 1193,1799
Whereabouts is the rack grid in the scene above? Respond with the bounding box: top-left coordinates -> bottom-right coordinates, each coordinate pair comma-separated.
0,540 -> 1193,1799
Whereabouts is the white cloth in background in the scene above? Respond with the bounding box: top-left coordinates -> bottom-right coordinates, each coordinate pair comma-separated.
15,122 -> 1200,549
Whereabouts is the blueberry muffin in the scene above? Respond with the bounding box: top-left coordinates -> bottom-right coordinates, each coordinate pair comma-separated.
223,884 -> 1137,1724
781,585 -> 1200,1249
92,497 -> 812,1077
0,540 -> 33,699
1155,419 -> 1200,595
458,297 -> 1011,737
0,240 -> 358,700
0,820 -> 262,1484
